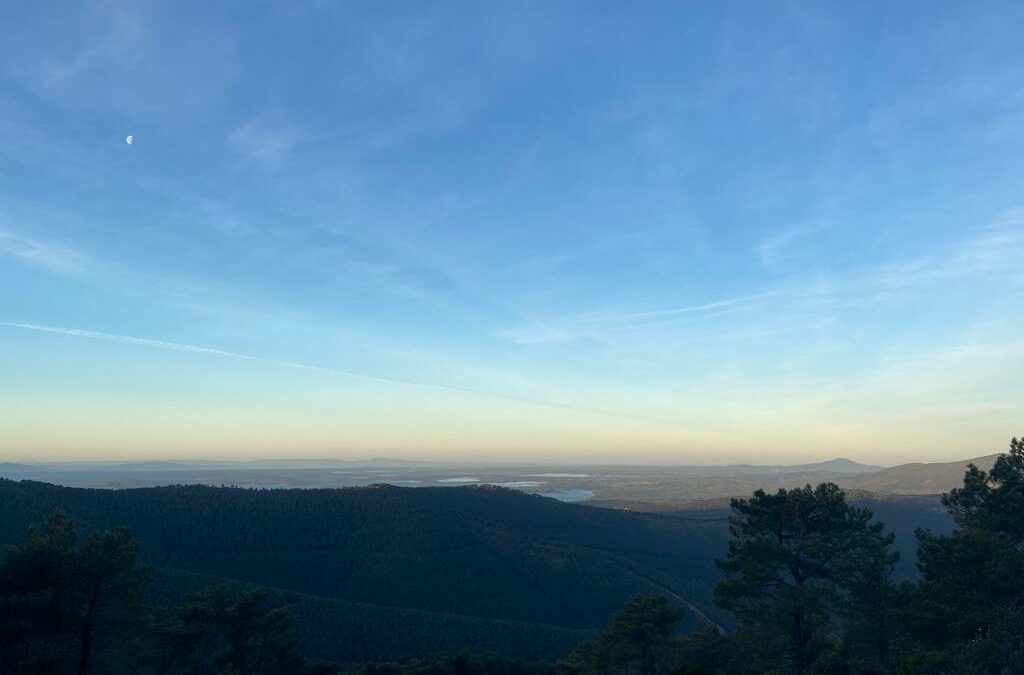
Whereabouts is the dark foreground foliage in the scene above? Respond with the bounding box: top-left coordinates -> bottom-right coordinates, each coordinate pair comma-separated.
0,512 -> 318,674
1,436 -> 1021,675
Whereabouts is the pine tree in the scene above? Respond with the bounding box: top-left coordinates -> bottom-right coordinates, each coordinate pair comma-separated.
76,526 -> 148,674
0,511 -> 151,674
0,510 -> 81,673
714,483 -> 896,675
911,437 -> 1024,674
567,595 -> 685,675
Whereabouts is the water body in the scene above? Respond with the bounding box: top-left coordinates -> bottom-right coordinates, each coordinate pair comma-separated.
540,489 -> 594,502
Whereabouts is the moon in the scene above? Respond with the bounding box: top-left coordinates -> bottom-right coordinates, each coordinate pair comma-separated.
125,134 -> 134,146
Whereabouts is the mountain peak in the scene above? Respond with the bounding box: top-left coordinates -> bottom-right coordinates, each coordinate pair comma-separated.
800,458 -> 884,474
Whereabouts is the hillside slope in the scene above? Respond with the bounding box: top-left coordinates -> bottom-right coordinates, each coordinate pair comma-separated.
0,480 -> 727,632
144,566 -> 591,663
842,454 -> 998,494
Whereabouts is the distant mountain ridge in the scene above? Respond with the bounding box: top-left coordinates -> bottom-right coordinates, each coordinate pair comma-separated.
795,457 -> 885,473
725,457 -> 884,474
842,454 -> 1000,494
0,453 -> 1001,501
0,462 -> 36,471
0,456 -> 887,474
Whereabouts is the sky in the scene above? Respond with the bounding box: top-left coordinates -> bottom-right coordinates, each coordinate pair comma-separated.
1,1 -> 1023,465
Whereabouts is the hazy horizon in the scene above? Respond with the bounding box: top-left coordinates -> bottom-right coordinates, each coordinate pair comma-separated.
3,2 -> 1022,465
0,445 -> 1006,469
4,454 -> 899,468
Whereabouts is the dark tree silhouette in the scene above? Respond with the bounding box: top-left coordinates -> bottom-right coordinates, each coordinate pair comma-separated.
148,586 -> 308,674
0,511 -> 313,675
0,511 -> 148,674
911,437 -> 1024,673
714,483 -> 896,675
0,510 -> 81,673
76,526 -> 146,675
567,595 -> 685,675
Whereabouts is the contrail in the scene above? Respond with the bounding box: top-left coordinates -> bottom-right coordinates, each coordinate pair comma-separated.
0,321 -> 683,427
583,290 -> 783,326
0,321 -> 444,390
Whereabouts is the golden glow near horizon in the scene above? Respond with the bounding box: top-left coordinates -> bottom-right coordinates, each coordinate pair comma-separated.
2,324 -> 1016,465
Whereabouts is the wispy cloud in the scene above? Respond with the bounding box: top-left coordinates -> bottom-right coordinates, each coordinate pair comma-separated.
851,209 -> 1024,293
38,1 -> 143,87
0,229 -> 88,274
226,120 -> 303,168
502,292 -> 781,345
759,221 -> 825,269
955,209 -> 1024,278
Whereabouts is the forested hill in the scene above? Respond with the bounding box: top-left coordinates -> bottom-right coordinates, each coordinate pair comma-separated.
0,479 -> 728,656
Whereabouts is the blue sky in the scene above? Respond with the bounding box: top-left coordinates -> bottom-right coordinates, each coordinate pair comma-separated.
1,1 -> 1022,463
